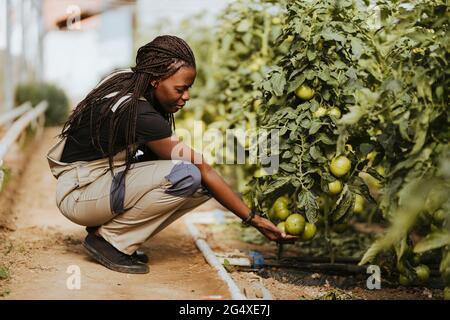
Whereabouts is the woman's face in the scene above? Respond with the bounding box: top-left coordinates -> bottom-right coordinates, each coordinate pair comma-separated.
151,66 -> 196,113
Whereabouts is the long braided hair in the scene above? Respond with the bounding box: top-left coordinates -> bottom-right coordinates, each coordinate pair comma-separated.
60,35 -> 196,179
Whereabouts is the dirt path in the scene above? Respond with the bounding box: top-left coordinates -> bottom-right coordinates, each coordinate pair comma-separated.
0,127 -> 230,300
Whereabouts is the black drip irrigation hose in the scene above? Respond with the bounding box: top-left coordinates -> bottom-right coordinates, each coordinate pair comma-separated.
237,253 -> 445,289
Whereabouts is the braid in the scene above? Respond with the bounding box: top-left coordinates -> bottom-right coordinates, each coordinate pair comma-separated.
61,35 -> 195,180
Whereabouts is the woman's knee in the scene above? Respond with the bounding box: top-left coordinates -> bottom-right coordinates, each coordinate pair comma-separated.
164,161 -> 202,197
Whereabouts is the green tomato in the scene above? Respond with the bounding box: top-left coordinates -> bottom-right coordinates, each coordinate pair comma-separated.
268,207 -> 277,221
295,85 -> 315,100
328,180 -> 343,195
327,107 -> 342,119
275,207 -> 291,221
312,106 -> 327,118
300,223 -> 317,241
285,214 -> 306,236
444,287 -> 450,300
414,265 -> 430,283
274,195 -> 290,207
316,195 -> 326,210
433,209 -> 446,223
277,222 -> 286,234
272,196 -> 290,219
330,156 -> 351,177
399,274 -> 411,286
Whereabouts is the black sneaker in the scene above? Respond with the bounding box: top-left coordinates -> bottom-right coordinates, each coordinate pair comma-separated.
83,233 -> 149,274
85,227 -> 149,264
132,250 -> 149,264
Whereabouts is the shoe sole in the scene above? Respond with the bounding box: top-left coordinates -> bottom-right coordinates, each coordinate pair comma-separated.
83,241 -> 149,274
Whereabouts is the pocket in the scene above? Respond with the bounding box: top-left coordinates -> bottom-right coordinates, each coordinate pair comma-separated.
74,172 -> 111,201
76,164 -> 110,188
55,174 -> 79,208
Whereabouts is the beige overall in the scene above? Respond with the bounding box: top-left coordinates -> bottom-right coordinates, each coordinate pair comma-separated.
47,136 -> 211,255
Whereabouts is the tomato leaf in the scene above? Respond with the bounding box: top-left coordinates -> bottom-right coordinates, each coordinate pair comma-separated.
270,72 -> 286,96
330,185 -> 355,223
309,121 -> 322,135
413,230 -> 450,253
262,177 -> 291,195
297,190 -> 318,224
279,162 -> 297,173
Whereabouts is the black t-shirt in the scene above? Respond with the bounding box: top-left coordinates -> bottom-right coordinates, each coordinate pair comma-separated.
61,99 -> 172,163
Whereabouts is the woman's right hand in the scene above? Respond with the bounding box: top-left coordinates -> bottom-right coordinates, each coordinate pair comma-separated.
251,214 -> 298,243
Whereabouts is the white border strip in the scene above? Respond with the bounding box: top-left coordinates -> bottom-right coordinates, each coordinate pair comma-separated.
253,283 -> 273,300
185,217 -> 246,300
185,211 -> 273,300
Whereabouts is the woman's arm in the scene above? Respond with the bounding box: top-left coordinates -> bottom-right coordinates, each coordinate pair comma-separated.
146,135 -> 298,243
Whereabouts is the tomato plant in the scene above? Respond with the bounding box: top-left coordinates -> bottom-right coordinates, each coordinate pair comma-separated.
170,0 -> 449,291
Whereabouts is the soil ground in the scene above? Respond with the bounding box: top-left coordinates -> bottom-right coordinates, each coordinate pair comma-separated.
0,127 -> 230,300
197,220 -> 444,300
0,127 -> 444,300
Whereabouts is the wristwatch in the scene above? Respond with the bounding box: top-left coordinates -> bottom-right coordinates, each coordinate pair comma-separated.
242,209 -> 256,226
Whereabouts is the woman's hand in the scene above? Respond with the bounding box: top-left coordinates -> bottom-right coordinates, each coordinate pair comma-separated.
250,214 -> 298,243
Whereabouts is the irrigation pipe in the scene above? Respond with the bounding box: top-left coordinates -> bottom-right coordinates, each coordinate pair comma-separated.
185,216 -> 246,300
185,211 -> 273,300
